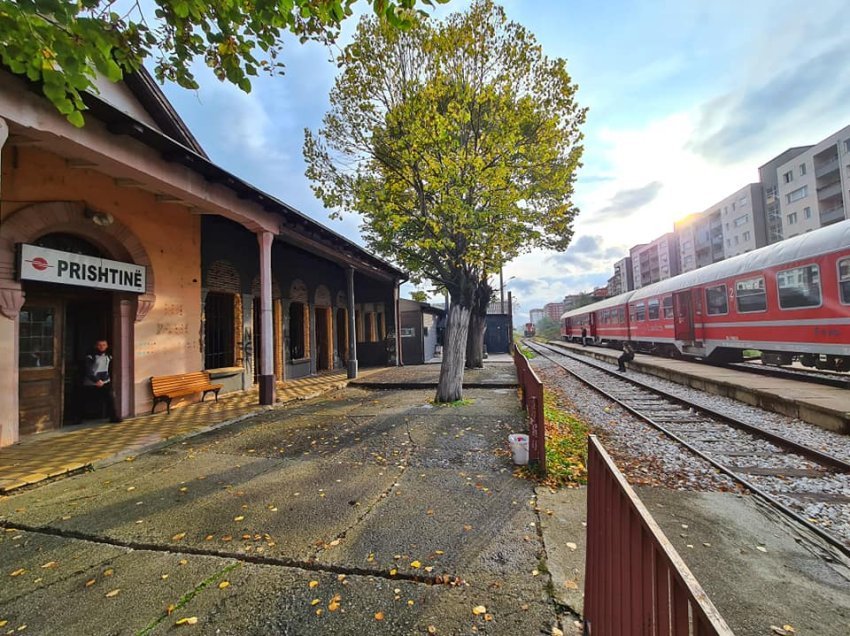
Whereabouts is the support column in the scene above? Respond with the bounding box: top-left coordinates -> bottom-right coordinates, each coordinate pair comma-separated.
257,231 -> 275,404
347,268 -> 358,379
0,117 -> 22,447
393,281 -> 402,366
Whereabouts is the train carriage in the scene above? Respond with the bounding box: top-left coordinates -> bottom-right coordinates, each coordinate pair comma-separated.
628,219 -> 850,368
556,220 -> 850,370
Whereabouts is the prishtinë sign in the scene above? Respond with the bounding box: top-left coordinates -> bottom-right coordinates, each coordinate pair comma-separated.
17,244 -> 146,293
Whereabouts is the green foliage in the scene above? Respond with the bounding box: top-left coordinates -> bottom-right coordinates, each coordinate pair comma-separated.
409,290 -> 428,302
534,316 -> 561,340
304,0 -> 586,302
0,0 -> 447,126
542,391 -> 588,486
516,342 -> 535,359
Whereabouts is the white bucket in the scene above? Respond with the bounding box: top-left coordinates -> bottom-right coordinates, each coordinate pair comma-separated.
508,433 -> 529,465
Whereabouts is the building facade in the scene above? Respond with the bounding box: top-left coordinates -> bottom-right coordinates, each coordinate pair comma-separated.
543,302 -> 566,322
630,233 -> 679,289
529,308 -> 545,325
607,256 -> 633,295
0,68 -> 403,448
759,146 -> 811,244
775,125 -> 850,239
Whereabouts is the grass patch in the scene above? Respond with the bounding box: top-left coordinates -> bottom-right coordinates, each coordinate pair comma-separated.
516,343 -> 536,359
518,390 -> 588,488
433,398 -> 475,407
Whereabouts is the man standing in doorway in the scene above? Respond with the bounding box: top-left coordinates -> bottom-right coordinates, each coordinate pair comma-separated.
81,339 -> 122,423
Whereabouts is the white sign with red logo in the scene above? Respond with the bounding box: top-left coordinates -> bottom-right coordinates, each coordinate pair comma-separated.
18,244 -> 146,293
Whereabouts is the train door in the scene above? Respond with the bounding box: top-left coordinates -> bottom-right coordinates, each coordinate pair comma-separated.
673,291 -> 694,341
589,312 -> 597,340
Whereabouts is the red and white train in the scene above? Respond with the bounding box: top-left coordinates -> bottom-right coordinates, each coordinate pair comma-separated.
561,220 -> 850,370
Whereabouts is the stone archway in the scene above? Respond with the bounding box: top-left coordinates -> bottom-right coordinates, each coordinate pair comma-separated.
0,201 -> 156,320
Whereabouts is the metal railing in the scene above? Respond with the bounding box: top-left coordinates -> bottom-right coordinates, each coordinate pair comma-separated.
512,343 -> 546,471
584,436 -> 733,635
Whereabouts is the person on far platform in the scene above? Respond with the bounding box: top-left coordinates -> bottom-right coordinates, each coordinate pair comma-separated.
581,326 -> 588,346
618,342 -> 635,372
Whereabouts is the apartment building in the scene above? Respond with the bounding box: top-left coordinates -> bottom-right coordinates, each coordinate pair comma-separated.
529,308 -> 545,324
776,125 -> 850,238
630,233 -> 679,289
607,256 -> 633,296
543,302 -> 566,322
759,146 -> 811,244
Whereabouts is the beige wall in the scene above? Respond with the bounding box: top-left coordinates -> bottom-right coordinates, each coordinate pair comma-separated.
1,145 -> 203,426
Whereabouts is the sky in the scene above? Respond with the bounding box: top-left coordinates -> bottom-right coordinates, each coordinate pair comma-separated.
158,0 -> 850,323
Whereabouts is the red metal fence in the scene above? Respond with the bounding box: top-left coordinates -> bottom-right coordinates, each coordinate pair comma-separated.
512,343 -> 546,471
584,436 -> 733,635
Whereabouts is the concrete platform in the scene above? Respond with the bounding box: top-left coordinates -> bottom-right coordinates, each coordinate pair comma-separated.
351,362 -> 518,389
546,340 -> 850,434
538,486 -> 850,635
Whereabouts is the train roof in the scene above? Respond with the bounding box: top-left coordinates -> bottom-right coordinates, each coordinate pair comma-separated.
631,219 -> 850,302
560,290 -> 636,320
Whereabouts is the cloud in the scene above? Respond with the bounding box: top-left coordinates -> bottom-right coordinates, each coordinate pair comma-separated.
689,44 -> 850,163
591,181 -> 663,223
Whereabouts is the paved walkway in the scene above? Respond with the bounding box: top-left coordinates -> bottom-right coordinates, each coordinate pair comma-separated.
0,370 -> 382,493
352,362 -> 517,388
0,379 -> 558,635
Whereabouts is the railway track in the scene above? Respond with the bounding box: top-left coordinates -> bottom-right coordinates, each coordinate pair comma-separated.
524,339 -> 850,559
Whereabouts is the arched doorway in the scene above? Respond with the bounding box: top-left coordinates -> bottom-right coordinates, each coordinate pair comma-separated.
19,234 -> 116,432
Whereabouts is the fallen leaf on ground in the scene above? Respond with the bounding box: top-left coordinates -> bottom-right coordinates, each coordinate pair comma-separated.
484,614 -> 493,621
179,559 -> 188,566
374,612 -> 384,621
309,580 -> 319,588
472,605 -> 487,616
218,581 -> 230,589
311,599 -> 321,606
427,627 -> 437,634
85,579 -> 96,587
161,574 -> 169,580
175,617 -> 198,626
10,568 -> 26,577
566,542 -> 577,550
329,539 -> 341,547
757,546 -> 768,553
410,560 -> 421,568
172,532 -> 186,541
105,589 -> 121,598
531,569 -> 539,576
40,562 -> 57,569
233,516 -> 245,522
389,568 -> 398,576
103,568 -> 114,577
434,550 -> 444,555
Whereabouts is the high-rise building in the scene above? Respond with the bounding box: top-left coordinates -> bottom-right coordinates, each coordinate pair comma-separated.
630,233 -> 679,289
543,302 -> 566,322
607,256 -> 633,295
759,146 -> 812,244
775,125 -> 850,238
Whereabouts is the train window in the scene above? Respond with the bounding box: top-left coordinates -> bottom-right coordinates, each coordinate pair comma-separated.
839,258 -> 850,304
635,303 -> 646,321
647,299 -> 660,320
735,277 -> 766,313
662,296 -> 673,319
777,265 -> 821,309
705,284 -> 728,315
619,307 -> 626,323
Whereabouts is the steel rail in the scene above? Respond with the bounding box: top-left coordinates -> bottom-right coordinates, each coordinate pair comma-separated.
525,339 -> 850,559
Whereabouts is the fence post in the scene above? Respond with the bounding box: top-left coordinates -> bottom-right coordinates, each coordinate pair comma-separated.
534,387 -> 546,470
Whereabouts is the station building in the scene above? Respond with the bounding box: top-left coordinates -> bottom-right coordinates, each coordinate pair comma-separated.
0,68 -> 404,448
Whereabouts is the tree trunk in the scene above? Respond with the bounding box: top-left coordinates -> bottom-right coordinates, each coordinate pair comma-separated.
465,311 -> 486,369
436,302 -> 471,402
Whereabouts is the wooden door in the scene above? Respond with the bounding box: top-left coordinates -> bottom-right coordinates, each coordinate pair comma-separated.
19,299 -> 64,435
673,291 -> 694,342
337,308 -> 348,365
315,307 -> 332,371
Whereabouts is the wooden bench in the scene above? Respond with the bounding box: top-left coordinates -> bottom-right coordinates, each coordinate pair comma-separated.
150,372 -> 222,414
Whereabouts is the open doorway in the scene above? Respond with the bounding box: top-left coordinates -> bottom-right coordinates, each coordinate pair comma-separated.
315,307 -> 332,371
64,294 -> 113,423
336,308 -> 348,366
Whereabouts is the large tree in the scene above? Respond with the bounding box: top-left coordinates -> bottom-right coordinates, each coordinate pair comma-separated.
304,0 -> 585,401
0,0 -> 445,126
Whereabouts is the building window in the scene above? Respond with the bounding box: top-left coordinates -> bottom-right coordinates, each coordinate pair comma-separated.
204,292 -> 235,369
739,196 -> 748,207
783,171 -> 793,183
662,296 -> 673,319
734,236 -> 739,245
844,139 -> 850,153
735,277 -> 766,313
777,265 -> 821,309
799,163 -> 806,176
19,307 -> 56,368
787,212 -> 798,225
803,207 -> 812,220
289,302 -> 307,359
733,214 -> 749,227
743,231 -> 751,242
705,284 -> 728,315
839,258 -> 850,304
786,186 -> 807,203
647,299 -> 659,320
726,239 -> 731,248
